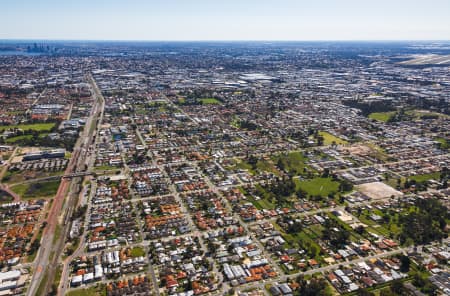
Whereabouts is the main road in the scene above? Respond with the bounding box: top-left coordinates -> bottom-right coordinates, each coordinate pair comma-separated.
26,73 -> 105,296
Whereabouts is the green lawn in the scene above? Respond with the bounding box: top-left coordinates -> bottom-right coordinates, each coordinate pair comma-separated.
11,180 -> 60,199
0,122 -> 56,132
5,134 -> 33,144
318,131 -> 348,145
435,137 -> 449,150
249,195 -> 276,210
200,98 -> 220,104
408,172 -> 440,183
294,177 -> 340,197
130,246 -> 145,257
368,112 -> 396,122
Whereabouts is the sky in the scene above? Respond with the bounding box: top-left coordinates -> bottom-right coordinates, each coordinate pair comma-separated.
1,0 -> 449,41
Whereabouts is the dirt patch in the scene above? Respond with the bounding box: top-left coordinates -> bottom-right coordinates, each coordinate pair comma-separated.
356,182 -> 403,200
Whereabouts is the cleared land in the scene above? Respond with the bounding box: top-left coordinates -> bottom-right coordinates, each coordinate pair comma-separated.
66,285 -> 106,296
399,54 -> 450,65
356,182 -> 403,200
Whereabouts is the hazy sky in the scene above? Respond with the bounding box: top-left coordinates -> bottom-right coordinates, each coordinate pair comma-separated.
1,0 -> 449,40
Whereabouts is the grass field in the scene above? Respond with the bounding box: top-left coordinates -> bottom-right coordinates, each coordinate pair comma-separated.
408,172 -> 440,183
435,137 -> 449,150
66,284 -> 106,296
318,131 -> 348,145
5,132 -> 50,144
368,112 -> 396,122
294,177 -> 340,197
130,246 -> 145,257
11,180 -> 60,199
5,134 -> 32,144
200,98 -> 220,104
0,122 -> 56,132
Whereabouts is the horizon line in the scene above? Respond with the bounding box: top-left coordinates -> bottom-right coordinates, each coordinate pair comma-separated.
1,38 -> 450,43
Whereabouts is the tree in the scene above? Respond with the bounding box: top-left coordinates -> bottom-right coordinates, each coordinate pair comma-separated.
355,225 -> 365,235
399,198 -> 448,245
322,219 -> 350,249
399,255 -> 410,273
357,289 -> 375,296
322,168 -> 330,178
295,275 -> 331,296
276,158 -> 285,171
390,280 -> 407,295
317,135 -> 324,146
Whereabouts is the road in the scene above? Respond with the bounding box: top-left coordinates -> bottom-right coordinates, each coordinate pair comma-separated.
0,147 -> 20,202
26,73 -> 105,296
53,89 -> 449,296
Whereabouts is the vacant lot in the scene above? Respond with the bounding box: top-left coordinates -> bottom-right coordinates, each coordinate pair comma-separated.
356,182 -> 403,200
2,170 -> 63,184
11,180 -> 60,199
66,285 -> 106,296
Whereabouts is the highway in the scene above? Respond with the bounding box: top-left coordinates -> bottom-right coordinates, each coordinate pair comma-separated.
26,73 -> 105,296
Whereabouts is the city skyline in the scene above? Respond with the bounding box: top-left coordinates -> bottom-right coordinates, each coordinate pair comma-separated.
1,0 -> 450,41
